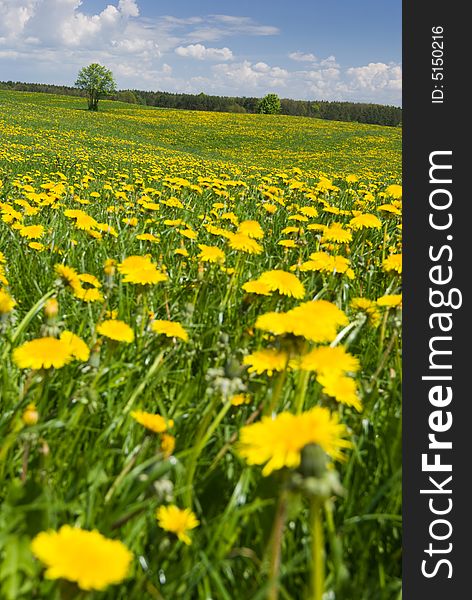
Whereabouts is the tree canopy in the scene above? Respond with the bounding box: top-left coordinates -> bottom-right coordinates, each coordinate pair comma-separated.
258,93 -> 281,115
75,64 -> 116,111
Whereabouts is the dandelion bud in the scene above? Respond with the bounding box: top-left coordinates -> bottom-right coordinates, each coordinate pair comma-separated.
44,297 -> 59,318
104,258 -> 116,276
298,444 -> 329,479
22,403 -> 39,426
161,434 -> 176,458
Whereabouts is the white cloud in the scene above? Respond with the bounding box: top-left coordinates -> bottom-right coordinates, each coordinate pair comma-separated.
289,51 -> 317,63
346,62 -> 402,93
118,0 -> 139,18
175,43 -> 233,61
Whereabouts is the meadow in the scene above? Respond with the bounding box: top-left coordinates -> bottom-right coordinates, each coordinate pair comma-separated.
0,90 -> 402,600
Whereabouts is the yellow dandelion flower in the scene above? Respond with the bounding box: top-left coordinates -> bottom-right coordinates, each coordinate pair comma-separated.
243,349 -> 289,376
59,331 -> 90,362
241,280 -> 271,296
257,270 -> 305,299
237,220 -> 264,239
19,224 -> 45,239
156,505 -> 199,545
151,320 -> 188,341
31,525 -> 132,591
351,297 -> 381,326
13,337 -> 72,369
197,244 -> 225,264
131,410 -> 174,433
136,233 -> 159,243
96,320 -> 134,343
289,301 -> 348,342
255,301 -> 348,343
118,255 -> 168,285
231,393 -> 252,406
278,238 -> 297,248
227,233 -> 263,254
321,223 -> 352,244
382,253 -> 402,274
0,289 -> 16,314
298,346 -> 360,375
161,433 -> 176,457
349,213 -> 382,230
318,373 -> 362,412
385,184 -> 402,199
239,407 -> 351,476
54,264 -> 80,288
377,294 -> 402,308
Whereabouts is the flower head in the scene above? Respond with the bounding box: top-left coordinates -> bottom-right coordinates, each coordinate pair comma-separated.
298,346 -> 360,375
239,407 -> 351,475
13,337 -> 73,370
243,349 -> 289,376
31,525 -> 132,591
237,220 -> 264,239
382,253 -> 402,274
197,244 -> 225,264
97,319 -> 134,343
0,289 -> 16,314
118,255 -> 168,285
255,300 -> 348,344
131,410 -> 173,433
257,270 -> 305,299
156,505 -> 199,545
227,233 -> 263,254
151,320 -> 188,342
349,213 -> 382,230
318,373 -> 362,411
59,331 -> 90,362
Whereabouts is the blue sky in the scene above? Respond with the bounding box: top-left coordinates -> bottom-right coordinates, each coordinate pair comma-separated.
0,0 -> 402,105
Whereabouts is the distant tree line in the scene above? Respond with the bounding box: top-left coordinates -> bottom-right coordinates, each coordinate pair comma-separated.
0,80 -> 402,126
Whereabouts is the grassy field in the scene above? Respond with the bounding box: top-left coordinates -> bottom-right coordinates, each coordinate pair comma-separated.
0,90 -> 402,600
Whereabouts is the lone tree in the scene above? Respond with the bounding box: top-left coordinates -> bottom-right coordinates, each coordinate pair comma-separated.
75,63 -> 116,111
258,93 -> 281,114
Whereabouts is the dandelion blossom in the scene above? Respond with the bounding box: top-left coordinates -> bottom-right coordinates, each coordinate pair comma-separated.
318,373 -> 362,412
31,525 -> 132,591
197,244 -> 225,264
131,410 -> 173,433
227,233 -> 263,254
243,349 -> 289,376
60,331 -> 90,362
97,320 -> 134,343
299,346 -> 360,375
241,280 -> 271,296
156,505 -> 199,545
0,289 -> 16,314
257,270 -> 305,299
239,407 -> 351,475
118,255 -> 168,285
13,337 -> 72,369
151,320 -> 188,342
382,253 -> 402,274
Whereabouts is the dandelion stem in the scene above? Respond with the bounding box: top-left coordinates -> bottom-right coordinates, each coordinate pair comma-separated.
310,497 -> 325,600
267,486 -> 288,600
295,369 -> 310,414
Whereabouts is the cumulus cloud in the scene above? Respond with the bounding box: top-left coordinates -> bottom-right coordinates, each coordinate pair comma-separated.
289,51 -> 317,63
346,62 -> 402,92
175,44 -> 233,61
